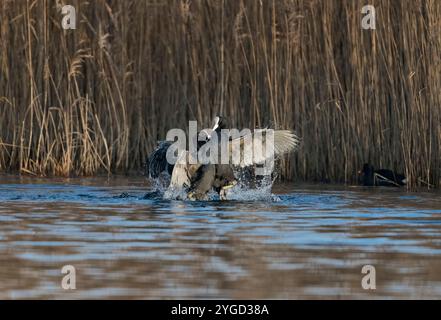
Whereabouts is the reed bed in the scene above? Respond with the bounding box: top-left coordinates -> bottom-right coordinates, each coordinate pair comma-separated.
0,0 -> 440,188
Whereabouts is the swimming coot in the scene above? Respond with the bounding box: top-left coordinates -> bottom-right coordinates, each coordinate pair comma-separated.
359,163 -> 407,187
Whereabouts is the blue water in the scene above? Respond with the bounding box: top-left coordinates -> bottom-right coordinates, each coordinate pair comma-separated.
0,175 -> 441,299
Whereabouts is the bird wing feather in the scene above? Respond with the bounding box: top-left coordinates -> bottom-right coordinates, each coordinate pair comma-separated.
168,150 -> 202,190
227,129 -> 299,167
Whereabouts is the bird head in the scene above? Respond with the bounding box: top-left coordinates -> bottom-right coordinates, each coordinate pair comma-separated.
212,115 -> 227,132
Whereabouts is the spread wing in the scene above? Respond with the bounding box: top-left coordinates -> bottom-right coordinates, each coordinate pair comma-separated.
146,141 -> 173,178
227,129 -> 299,167
168,150 -> 202,190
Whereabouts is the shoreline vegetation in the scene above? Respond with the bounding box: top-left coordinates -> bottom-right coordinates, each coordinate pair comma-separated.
0,1 -> 440,188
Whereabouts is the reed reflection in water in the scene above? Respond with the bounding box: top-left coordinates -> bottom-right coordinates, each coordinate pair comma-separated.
0,176 -> 441,299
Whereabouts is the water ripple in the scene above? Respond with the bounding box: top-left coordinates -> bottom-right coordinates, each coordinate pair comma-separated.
0,176 -> 441,298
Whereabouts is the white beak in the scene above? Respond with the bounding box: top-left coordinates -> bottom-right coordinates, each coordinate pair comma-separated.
212,116 -> 220,132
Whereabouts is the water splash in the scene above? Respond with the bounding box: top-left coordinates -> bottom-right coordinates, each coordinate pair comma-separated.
144,173 -> 171,199
160,167 -> 281,201
223,174 -> 279,201
163,186 -> 189,200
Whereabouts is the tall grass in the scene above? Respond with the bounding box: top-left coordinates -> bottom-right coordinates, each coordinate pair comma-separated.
0,0 -> 440,187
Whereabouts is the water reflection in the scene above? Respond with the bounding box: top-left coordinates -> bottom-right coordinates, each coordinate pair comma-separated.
0,175 -> 441,299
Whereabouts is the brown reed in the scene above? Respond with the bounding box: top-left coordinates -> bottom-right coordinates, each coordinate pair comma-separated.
0,0 -> 440,188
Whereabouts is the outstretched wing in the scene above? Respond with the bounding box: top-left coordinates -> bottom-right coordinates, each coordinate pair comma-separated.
227,129 -> 299,167
168,150 -> 202,190
146,141 -> 173,178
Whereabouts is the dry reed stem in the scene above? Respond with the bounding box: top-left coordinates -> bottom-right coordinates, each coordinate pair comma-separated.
0,0 -> 439,189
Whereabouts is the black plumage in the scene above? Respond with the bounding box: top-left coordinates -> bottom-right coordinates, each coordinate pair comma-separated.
145,141 -> 174,179
360,163 -> 407,187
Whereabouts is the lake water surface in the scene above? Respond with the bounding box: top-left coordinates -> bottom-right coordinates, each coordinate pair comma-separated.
0,175 -> 441,299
